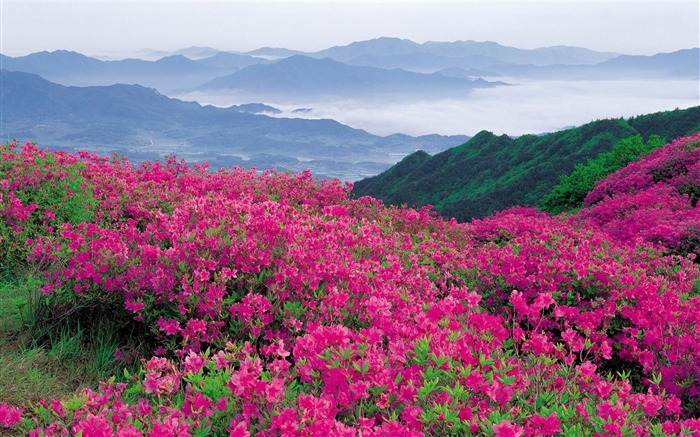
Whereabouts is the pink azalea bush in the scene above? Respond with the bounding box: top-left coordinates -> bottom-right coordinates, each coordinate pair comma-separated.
2,138 -> 700,435
579,132 -> 700,256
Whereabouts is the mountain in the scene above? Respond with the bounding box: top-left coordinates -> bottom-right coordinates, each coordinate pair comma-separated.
312,37 -> 422,61
195,51 -> 270,70
352,106 -> 700,221
4,42 -> 694,100
231,103 -> 282,114
0,70 -> 468,182
0,50 -> 246,92
172,46 -> 221,59
342,53 -> 508,75
242,47 -> 306,59
307,38 -> 697,80
196,54 -> 504,99
0,50 -> 104,78
594,48 -> 700,78
312,37 -> 617,66
471,48 -> 700,80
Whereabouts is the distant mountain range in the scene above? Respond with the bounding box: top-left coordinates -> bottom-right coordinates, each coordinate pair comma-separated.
454,48 -> 700,80
352,107 -> 700,221
0,70 -> 468,181
196,55 -> 503,99
309,37 -> 619,71
0,50 -> 248,92
325,38 -> 618,63
2,38 -> 696,97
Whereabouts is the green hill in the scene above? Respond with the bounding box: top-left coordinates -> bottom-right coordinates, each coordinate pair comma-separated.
352,106 -> 700,221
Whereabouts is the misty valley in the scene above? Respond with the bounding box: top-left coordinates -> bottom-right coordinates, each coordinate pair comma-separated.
2,38 -> 698,182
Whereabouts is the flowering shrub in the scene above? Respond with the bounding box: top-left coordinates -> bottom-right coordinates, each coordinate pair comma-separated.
0,142 -> 98,272
3,139 -> 700,435
577,133 -> 700,257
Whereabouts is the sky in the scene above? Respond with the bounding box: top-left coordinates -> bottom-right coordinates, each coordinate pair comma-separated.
1,1 -> 699,58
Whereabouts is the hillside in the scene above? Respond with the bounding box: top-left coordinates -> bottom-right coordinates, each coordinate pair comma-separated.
1,69 -> 468,182
2,136 -> 700,434
353,106 -> 700,221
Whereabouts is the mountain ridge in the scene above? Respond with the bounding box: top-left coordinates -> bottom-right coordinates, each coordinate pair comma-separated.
195,54 -> 504,98
2,40 -> 695,97
0,49 -> 242,92
310,37 -> 619,66
352,106 -> 700,221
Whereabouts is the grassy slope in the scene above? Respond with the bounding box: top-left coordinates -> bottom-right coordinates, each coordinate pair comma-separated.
0,272 -> 128,412
352,106 -> 700,222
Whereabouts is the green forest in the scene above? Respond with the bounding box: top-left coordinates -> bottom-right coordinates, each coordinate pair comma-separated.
353,106 -> 700,221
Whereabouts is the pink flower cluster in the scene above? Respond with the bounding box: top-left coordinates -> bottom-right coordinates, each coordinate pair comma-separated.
2,137 -> 700,435
579,133 -> 700,255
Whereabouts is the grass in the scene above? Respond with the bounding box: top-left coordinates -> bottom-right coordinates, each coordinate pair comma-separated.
0,270 -> 129,410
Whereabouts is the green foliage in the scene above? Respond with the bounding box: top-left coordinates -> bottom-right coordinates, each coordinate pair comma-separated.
353,106 -> 700,222
628,106 -> 700,142
0,144 -> 99,273
0,143 -> 144,408
540,135 -> 665,214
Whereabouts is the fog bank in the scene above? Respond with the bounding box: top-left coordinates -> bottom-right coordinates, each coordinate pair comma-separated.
175,79 -> 699,137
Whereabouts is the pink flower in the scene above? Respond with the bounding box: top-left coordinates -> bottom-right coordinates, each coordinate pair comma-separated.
376,392 -> 390,409
641,394 -> 663,416
492,420 -> 524,437
157,318 -> 181,336
576,361 -> 597,379
265,377 -> 286,403
72,413 -> 113,437
50,399 -> 66,418
183,352 -> 206,375
594,380 -> 613,399
125,300 -> 144,313
664,396 -> 682,415
525,412 -> 562,436
532,292 -> 555,312
136,398 -> 152,416
215,397 -> 228,412
465,291 -> 482,308
228,420 -> 250,437
0,402 -> 22,428
116,423 -> 143,437
183,391 -> 213,418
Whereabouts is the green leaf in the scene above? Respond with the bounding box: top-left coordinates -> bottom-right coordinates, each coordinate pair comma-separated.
194,424 -> 212,437
63,393 -> 88,411
499,375 -> 515,386
478,353 -> 494,367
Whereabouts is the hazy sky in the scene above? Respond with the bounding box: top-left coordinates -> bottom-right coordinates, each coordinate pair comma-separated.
1,1 -> 698,57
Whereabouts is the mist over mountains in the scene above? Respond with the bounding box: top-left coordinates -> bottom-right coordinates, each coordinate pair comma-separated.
0,51 -> 245,93
196,55 -> 504,100
0,70 -> 468,181
1,37 -> 698,181
2,37 -> 697,94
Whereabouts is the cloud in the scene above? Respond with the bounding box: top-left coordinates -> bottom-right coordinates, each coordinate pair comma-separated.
175,79 -> 699,137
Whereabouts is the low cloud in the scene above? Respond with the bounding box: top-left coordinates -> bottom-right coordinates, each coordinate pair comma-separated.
174,79 -> 699,138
